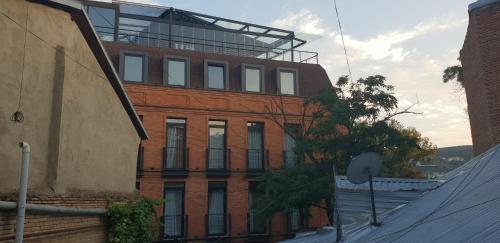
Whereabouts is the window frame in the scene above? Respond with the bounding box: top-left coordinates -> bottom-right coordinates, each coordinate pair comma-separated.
163,55 -> 190,87
208,120 -> 228,149
277,67 -> 299,96
119,51 -> 148,83
241,64 -> 265,93
207,182 -> 228,236
163,182 -> 186,238
204,60 -> 229,90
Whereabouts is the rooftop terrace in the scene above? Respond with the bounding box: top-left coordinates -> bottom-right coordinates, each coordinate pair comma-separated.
84,0 -> 318,63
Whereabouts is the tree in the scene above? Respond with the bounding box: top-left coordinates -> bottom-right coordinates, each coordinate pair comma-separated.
254,75 -> 437,235
442,65 -> 464,88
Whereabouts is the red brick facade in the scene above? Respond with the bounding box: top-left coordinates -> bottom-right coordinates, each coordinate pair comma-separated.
461,1 -> 500,155
103,42 -> 333,241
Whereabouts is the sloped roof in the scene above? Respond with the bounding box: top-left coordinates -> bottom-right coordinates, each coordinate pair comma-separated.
31,0 -> 148,139
336,176 -> 442,192
284,144 -> 500,242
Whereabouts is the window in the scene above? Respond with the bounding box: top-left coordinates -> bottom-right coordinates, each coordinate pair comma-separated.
208,121 -> 227,169
207,182 -> 227,236
120,52 -> 148,82
249,182 -> 267,234
164,183 -> 185,238
284,124 -> 299,167
164,56 -> 189,86
205,60 -> 228,90
242,64 -> 264,92
247,122 -> 264,170
288,208 -> 303,232
86,6 -> 115,42
165,119 -> 187,170
278,68 -> 298,95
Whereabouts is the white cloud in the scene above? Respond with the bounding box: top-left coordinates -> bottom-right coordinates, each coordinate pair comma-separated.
272,9 -> 326,35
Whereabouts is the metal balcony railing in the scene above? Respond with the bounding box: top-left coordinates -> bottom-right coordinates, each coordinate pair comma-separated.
205,213 -> 231,236
246,149 -> 269,175
247,211 -> 269,235
206,148 -> 231,171
283,150 -> 299,167
136,145 -> 144,177
163,214 -> 187,239
94,26 -> 319,64
163,146 -> 189,177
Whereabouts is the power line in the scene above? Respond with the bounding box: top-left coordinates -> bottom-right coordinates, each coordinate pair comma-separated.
333,0 -> 353,81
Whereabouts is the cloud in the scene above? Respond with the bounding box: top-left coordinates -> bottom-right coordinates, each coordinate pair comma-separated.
272,9 -> 326,35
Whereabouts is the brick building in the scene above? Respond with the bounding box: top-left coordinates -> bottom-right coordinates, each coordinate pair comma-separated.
84,1 -> 333,241
461,0 -> 500,155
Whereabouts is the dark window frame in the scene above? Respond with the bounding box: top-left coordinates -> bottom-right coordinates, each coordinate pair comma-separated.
204,60 -> 229,90
208,120 -> 228,149
163,55 -> 190,87
277,67 -> 299,96
207,182 -> 228,236
163,182 -> 186,239
119,51 -> 149,83
241,64 -> 265,93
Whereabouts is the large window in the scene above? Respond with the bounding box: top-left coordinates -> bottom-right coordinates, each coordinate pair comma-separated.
205,60 -> 228,90
86,6 -> 115,42
120,52 -> 148,82
247,122 -> 264,170
278,68 -> 298,95
242,64 -> 264,92
164,56 -> 189,86
249,182 -> 267,234
165,119 -> 187,170
284,124 -> 299,167
164,183 -> 185,238
207,182 -> 227,236
208,121 -> 227,169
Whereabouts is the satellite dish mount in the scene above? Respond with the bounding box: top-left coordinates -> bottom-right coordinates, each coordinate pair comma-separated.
346,152 -> 383,227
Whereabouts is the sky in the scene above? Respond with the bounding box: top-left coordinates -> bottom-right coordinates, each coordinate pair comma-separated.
110,0 -> 476,148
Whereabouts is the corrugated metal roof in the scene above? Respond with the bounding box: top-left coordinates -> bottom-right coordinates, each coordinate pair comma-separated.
469,0 -> 500,11
283,144 -> 500,243
336,176 -> 442,192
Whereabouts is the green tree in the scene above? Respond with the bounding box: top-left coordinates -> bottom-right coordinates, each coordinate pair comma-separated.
442,65 -> 464,88
255,75 -> 436,232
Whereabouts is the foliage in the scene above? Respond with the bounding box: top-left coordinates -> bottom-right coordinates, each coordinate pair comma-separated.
106,197 -> 161,243
257,75 -> 437,225
442,65 -> 464,88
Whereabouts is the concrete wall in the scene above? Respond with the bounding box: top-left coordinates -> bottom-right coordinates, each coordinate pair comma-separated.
0,0 -> 140,194
461,2 -> 500,155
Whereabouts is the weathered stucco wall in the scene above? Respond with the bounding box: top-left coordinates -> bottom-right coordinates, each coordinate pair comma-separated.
0,0 -> 140,194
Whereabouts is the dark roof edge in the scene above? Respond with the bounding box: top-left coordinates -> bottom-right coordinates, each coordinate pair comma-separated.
469,0 -> 500,11
28,0 -> 149,140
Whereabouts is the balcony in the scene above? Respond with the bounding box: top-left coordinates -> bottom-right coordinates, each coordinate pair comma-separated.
162,146 -> 189,177
136,145 -> 144,177
205,213 -> 231,237
163,214 -> 188,240
85,1 -> 318,64
247,211 -> 270,237
283,150 -> 300,167
206,148 -> 231,177
246,149 -> 269,177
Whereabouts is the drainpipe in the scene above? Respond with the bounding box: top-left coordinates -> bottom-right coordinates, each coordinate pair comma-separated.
16,142 -> 30,243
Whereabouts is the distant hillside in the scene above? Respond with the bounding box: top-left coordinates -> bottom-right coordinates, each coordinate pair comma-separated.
417,145 -> 473,178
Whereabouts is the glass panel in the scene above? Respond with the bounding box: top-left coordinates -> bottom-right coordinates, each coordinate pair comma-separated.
247,123 -> 263,169
289,209 -> 301,231
208,189 -> 225,235
166,119 -> 186,169
123,55 -> 144,82
208,64 -> 225,89
208,121 -> 226,169
164,186 -> 184,237
167,59 -> 186,86
249,186 -> 267,234
87,6 -> 115,42
280,71 -> 295,95
284,124 -> 298,167
245,67 -> 261,92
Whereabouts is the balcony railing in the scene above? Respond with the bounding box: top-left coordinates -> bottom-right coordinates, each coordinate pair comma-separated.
163,146 -> 189,177
205,213 -> 231,237
283,150 -> 299,167
247,211 -> 269,235
94,26 -> 319,64
246,149 -> 269,176
206,148 -> 231,177
163,214 -> 187,239
136,145 -> 144,177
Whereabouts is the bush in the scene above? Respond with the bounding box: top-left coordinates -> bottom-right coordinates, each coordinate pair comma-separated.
106,197 -> 161,243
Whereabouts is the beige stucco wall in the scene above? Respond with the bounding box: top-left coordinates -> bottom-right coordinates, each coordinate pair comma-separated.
0,0 -> 140,194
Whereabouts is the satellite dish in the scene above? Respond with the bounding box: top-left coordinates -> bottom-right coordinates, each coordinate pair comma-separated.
347,152 -> 382,184
346,152 -> 383,226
